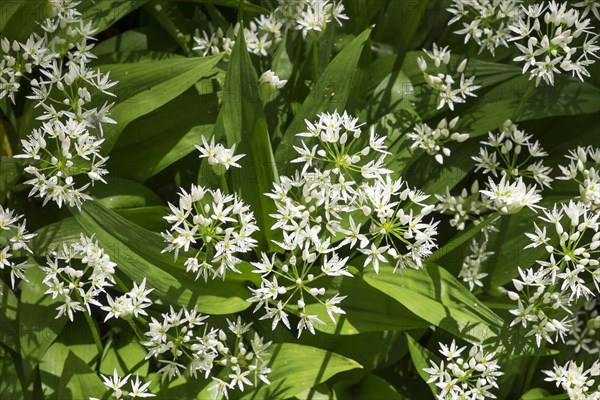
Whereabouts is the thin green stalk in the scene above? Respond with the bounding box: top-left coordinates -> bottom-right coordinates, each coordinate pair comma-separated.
511,81 -> 535,122
82,307 -> 103,357
220,174 -> 229,194
312,41 -> 319,83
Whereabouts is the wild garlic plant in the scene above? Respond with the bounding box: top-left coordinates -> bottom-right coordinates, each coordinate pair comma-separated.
0,206 -> 36,287
245,110 -> 439,336
507,201 -> 600,347
407,116 -> 470,165
472,119 -> 554,189
2,0 -> 117,209
447,0 -> 521,55
424,340 -> 503,400
41,234 -> 118,321
435,181 -> 490,231
543,360 -> 600,400
557,146 -> 600,211
417,43 -> 481,111
141,309 -> 271,399
509,1 -> 600,85
193,0 -> 348,58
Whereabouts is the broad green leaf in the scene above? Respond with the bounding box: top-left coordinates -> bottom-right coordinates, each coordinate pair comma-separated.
240,343 -> 362,399
333,373 -> 402,400
217,31 -> 279,248
429,212 -> 498,263
109,93 -> 217,182
363,263 -> 504,343
40,320 -> 98,399
90,178 -> 162,209
0,279 -> 18,352
0,0 -> 45,41
74,200 -> 257,314
406,334 -> 438,397
115,206 -> 170,232
304,272 -> 425,335
0,157 -> 21,202
521,388 -> 567,400
57,351 -> 105,400
81,0 -> 150,34
172,0 -> 268,14
275,28 -> 372,169
99,333 -> 148,376
32,217 -> 82,256
460,75 -> 600,136
96,55 -> 221,152
19,266 -> 67,385
0,350 -> 23,400
93,29 -> 150,57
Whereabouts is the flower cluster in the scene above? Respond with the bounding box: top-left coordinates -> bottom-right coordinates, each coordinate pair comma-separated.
566,300 -> 600,354
447,0 -> 520,55
543,360 -> 600,400
0,206 -> 36,287
195,136 -> 245,175
102,278 -> 154,321
95,369 -> 155,399
246,111 -> 438,336
417,43 -> 480,110
472,120 -> 554,189
192,0 -> 348,58
41,234 -> 117,321
424,340 -> 503,400
276,0 -> 348,40
480,175 -> 542,215
459,236 -> 495,291
435,181 -> 490,231
509,1 -> 600,85
557,146 -> 600,211
3,0 -> 117,209
161,185 -> 258,281
407,117 -> 470,164
193,14 -> 283,58
507,201 -> 599,346
142,309 -> 271,399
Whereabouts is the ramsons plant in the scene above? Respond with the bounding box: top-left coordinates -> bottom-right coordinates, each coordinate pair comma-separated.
0,0 -> 599,399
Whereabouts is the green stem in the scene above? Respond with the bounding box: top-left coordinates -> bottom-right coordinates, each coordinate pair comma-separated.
82,308 -> 103,358
511,82 -> 535,122
312,41 -> 319,83
220,174 -> 229,194
127,319 -> 146,342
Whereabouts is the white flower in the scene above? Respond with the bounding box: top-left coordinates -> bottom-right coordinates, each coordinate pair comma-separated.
480,175 -> 542,214
195,136 -> 245,175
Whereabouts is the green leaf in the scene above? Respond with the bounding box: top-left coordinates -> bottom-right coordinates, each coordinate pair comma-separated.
90,178 -> 162,209
460,74 -> 600,136
40,319 -> 98,400
96,55 -> 221,152
521,388 -> 567,400
240,343 -> 361,399
333,373 -> 402,400
406,334 -> 438,397
217,31 -> 279,249
363,263 -> 504,343
109,93 -> 217,182
304,273 -> 425,335
31,217 -> 82,256
74,201 -> 256,314
274,28 -> 372,170
19,266 -> 67,385
81,0 -> 150,34
57,351 -> 105,400
0,157 -> 21,202
99,334 -> 148,376
0,279 -> 19,352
